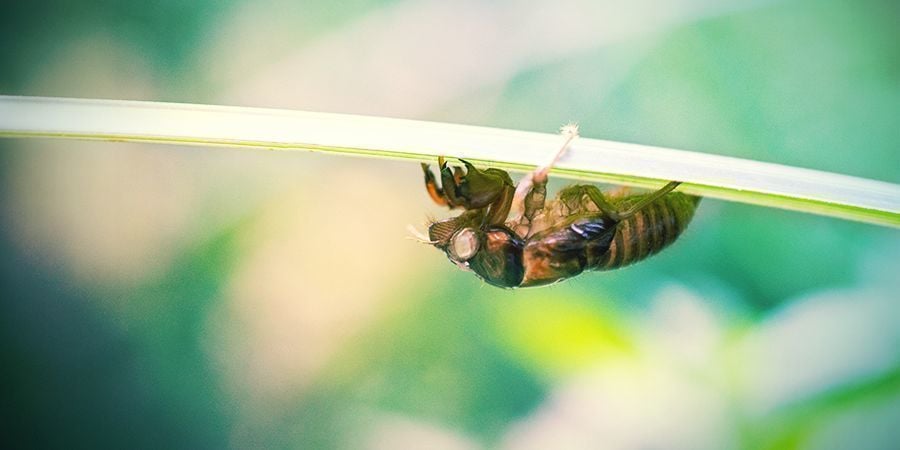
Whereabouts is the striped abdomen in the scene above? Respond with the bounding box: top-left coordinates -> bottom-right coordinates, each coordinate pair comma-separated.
593,192 -> 700,270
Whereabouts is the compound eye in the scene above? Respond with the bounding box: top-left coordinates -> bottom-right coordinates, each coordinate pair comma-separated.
449,228 -> 480,261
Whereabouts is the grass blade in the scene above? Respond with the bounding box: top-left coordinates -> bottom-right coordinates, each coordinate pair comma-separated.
1,95 -> 898,227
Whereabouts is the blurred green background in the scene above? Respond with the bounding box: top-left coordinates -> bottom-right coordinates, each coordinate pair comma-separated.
1,0 -> 899,449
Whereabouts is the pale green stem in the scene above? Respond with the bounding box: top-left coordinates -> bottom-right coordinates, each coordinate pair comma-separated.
1,95 -> 898,227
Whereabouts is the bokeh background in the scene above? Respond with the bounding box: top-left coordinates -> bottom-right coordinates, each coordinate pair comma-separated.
1,0 -> 899,448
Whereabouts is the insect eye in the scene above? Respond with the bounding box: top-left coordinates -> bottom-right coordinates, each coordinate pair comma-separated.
449,228 -> 480,261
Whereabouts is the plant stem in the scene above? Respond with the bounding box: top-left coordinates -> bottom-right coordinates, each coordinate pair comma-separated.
1,95 -> 898,227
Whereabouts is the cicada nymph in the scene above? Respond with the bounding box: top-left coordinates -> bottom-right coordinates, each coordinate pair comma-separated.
416,125 -> 700,288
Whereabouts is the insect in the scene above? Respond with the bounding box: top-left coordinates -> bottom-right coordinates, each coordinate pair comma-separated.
415,125 -> 700,288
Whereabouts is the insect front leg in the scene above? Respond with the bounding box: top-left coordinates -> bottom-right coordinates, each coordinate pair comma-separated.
428,157 -> 517,227
421,162 -> 454,207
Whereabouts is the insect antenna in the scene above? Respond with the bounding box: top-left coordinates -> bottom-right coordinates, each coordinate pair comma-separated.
406,224 -> 438,244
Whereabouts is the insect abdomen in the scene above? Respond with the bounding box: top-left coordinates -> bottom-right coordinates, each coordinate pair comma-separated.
595,192 -> 700,270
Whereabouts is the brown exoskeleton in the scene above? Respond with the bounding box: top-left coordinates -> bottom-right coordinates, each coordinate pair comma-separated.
416,125 -> 700,288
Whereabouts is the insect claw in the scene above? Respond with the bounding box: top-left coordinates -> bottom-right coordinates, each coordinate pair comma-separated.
458,158 -> 476,170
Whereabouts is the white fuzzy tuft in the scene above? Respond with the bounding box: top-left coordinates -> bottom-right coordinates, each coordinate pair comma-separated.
560,122 -> 580,138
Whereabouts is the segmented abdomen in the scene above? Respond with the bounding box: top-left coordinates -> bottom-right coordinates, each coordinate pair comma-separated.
594,192 -> 700,270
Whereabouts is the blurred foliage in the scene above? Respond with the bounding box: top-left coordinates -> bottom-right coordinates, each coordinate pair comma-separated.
0,0 -> 231,91
0,211 -> 236,447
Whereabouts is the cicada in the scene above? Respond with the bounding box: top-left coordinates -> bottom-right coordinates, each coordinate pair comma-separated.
416,125 -> 700,288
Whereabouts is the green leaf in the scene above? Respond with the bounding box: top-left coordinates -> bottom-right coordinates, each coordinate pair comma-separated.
1,95 -> 898,227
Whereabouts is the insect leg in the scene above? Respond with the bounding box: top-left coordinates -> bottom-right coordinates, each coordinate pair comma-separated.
434,156 -> 517,228
510,124 -> 579,230
421,163 -> 452,207
523,177 -> 547,222
509,173 -> 550,237
558,185 -> 622,220
595,181 -> 681,220
436,157 -> 514,211
615,181 -> 681,219
439,157 -> 467,206
461,161 -> 514,208
484,183 -> 516,226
